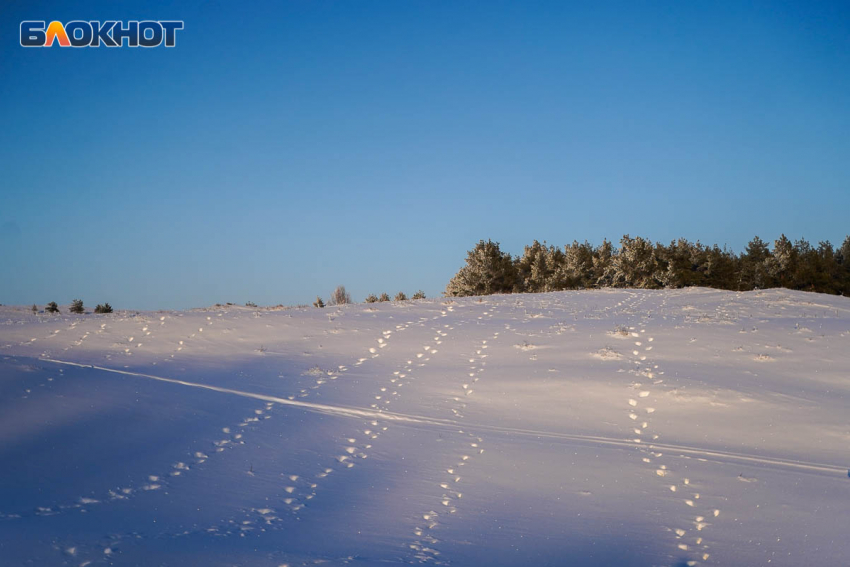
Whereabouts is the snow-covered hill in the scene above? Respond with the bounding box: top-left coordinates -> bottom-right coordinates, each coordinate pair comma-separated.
1,288 -> 849,566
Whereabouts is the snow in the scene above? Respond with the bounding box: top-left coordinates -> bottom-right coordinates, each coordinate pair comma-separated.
1,288 -> 849,566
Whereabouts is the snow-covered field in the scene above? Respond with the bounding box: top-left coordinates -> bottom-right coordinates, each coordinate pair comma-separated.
1,288 -> 849,567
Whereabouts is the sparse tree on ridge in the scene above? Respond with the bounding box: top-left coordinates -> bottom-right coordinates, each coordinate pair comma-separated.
46,301 -> 60,314
313,296 -> 325,308
365,294 -> 379,303
379,292 -> 390,302
69,299 -> 84,314
329,285 -> 351,306
394,292 -> 408,301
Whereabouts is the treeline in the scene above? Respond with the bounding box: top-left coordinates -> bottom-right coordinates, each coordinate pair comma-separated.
445,235 -> 850,297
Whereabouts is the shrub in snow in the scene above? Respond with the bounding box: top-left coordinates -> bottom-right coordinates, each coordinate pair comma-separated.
330,285 -> 351,306
394,292 -> 407,301
69,299 -> 85,314
379,292 -> 390,302
313,296 -> 325,308
365,294 -> 378,303
46,301 -> 60,314
412,290 -> 426,300
94,303 -> 113,314
31,304 -> 37,314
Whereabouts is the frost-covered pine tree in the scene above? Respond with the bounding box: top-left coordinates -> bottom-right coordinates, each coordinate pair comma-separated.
562,241 -> 595,289
69,299 -> 85,314
445,240 -> 517,297
765,234 -> 796,288
313,296 -> 325,308
609,235 -> 660,288
515,240 -> 550,293
592,239 -> 615,287
365,294 -> 378,303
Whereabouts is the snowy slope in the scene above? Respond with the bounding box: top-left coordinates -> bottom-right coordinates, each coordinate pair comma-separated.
1,289 -> 849,567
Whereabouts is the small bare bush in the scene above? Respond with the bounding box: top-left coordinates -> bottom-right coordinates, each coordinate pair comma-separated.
330,285 -> 351,305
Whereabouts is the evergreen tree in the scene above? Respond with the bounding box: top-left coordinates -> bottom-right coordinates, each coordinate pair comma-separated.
837,236 -> 850,294
445,240 -> 517,297
592,239 -> 615,287
365,294 -> 379,303
94,303 -> 113,314
394,291 -> 408,301
739,236 -> 772,290
313,296 -> 325,308
562,241 -> 595,289
609,235 -> 660,288
31,304 -> 38,314
704,245 -> 737,290
46,301 -> 60,314
379,292 -> 391,302
515,240 -> 551,293
69,299 -> 85,314
412,290 -> 426,300
766,235 -> 797,288
447,235 -> 849,298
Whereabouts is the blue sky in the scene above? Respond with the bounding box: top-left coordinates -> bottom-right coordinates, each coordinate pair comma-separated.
1,1 -> 849,309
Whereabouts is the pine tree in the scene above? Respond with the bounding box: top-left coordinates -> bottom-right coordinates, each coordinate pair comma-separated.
313,296 -> 325,308
592,239 -> 615,287
94,303 -> 113,314
379,292 -> 390,302
31,304 -> 38,314
766,235 -> 797,288
365,294 -> 379,303
739,236 -> 771,290
610,235 -> 660,288
516,240 -> 550,293
394,292 -> 408,301
412,290 -> 426,300
562,241 -> 595,289
46,301 -> 60,314
445,240 -> 517,297
69,299 -> 85,314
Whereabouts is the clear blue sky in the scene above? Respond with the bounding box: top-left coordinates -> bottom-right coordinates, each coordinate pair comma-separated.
1,1 -> 849,309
